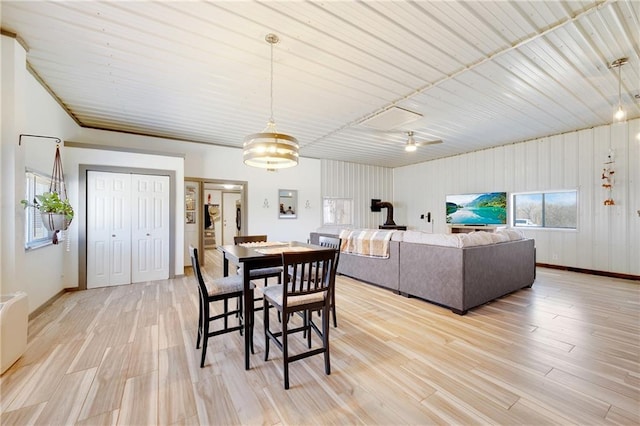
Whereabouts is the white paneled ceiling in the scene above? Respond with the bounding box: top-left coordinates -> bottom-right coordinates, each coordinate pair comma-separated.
1,0 -> 638,168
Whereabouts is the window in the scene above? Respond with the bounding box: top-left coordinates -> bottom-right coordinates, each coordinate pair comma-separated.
24,170 -> 53,249
323,197 -> 353,226
512,190 -> 577,229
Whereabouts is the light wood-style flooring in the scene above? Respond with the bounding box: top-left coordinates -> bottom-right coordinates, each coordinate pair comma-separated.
1,249 -> 639,425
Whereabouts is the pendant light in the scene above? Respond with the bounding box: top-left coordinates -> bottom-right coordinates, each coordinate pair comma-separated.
243,33 -> 299,169
610,57 -> 628,122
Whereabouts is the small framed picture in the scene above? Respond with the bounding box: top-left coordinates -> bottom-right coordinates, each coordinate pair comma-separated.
186,211 -> 195,224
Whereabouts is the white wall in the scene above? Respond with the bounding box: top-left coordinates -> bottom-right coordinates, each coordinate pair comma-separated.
74,128 -> 323,244
394,119 -> 640,276
2,34 -> 323,314
63,147 -> 185,282
1,35 -> 81,312
0,36 -> 24,299
243,157 -> 321,242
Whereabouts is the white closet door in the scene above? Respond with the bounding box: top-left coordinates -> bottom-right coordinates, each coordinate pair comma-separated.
131,174 -> 170,283
87,171 -> 132,288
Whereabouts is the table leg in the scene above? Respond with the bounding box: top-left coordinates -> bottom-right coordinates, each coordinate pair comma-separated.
223,254 -> 229,277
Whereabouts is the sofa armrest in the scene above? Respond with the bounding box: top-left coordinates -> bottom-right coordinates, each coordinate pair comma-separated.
462,239 -> 535,310
400,243 -> 465,310
337,241 -> 401,292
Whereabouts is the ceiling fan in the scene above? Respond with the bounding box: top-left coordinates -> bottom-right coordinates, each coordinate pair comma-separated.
350,124 -> 443,152
403,131 -> 442,152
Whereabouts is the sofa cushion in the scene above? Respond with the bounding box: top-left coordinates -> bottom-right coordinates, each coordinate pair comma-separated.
496,228 -> 525,241
402,231 -> 462,248
458,231 -> 495,247
391,231 -> 405,241
490,232 -> 510,243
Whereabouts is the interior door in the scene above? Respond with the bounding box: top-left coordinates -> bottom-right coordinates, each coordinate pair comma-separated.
222,192 -> 241,245
131,174 -> 170,283
87,171 -> 132,288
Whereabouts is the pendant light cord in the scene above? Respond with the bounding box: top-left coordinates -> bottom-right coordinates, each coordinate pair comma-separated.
242,33 -> 299,169
270,38 -> 274,124
617,64 -> 622,109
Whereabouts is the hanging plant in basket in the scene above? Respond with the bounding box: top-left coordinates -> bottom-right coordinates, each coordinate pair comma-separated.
21,192 -> 74,230
21,145 -> 74,244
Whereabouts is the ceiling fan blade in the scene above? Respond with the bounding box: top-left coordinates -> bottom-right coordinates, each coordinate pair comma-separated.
415,139 -> 443,146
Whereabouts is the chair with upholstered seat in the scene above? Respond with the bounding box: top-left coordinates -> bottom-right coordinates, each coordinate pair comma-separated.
234,235 -> 283,284
234,235 -> 283,311
189,245 -> 252,368
292,236 -> 341,329
262,249 -> 337,389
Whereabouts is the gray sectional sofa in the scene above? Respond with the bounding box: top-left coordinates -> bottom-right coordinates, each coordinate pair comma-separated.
310,229 -> 535,314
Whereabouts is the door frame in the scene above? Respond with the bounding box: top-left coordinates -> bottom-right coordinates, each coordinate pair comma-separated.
79,165 -> 177,290
186,178 -> 248,265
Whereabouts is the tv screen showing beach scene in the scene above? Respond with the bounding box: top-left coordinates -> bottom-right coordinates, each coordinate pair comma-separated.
446,192 -> 507,225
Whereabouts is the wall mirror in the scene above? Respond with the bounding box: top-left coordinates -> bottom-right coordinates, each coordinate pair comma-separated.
278,189 -> 297,219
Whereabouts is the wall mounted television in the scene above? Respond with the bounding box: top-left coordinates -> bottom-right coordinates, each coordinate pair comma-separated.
445,192 -> 507,225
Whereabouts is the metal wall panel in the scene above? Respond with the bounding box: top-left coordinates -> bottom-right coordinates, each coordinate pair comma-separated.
321,160 -> 394,230
628,119 -> 640,275
394,118 -> 640,276
577,128 -> 596,271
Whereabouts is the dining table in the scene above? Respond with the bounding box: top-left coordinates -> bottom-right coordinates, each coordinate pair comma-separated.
217,240 -> 335,370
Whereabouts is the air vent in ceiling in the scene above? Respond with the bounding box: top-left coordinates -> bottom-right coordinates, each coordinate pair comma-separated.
359,106 -> 423,131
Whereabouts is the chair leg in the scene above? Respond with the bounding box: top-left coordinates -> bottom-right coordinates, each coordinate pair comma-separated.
302,311 -> 307,339
238,295 -> 243,336
277,274 -> 282,323
332,290 -> 337,328
196,297 -> 203,349
250,300 -> 255,355
200,304 -> 210,368
283,313 -> 290,390
251,329 -> 255,354
323,305 -> 331,375
306,310 -> 312,349
263,297 -> 270,361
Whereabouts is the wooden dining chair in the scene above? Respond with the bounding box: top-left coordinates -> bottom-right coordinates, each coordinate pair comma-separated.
234,235 -> 283,312
262,249 -> 337,389
318,236 -> 341,327
189,245 -> 252,368
234,235 -> 283,284
292,236 -> 341,330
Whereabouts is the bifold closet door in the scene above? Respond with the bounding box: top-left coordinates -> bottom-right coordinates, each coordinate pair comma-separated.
131,174 -> 170,283
87,171 -> 170,288
87,171 -> 132,288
